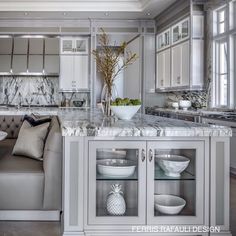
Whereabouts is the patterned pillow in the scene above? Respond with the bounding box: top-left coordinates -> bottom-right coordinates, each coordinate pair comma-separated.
23,113 -> 51,127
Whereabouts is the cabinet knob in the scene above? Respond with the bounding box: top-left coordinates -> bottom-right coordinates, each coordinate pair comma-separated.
149,149 -> 153,162
141,149 -> 146,162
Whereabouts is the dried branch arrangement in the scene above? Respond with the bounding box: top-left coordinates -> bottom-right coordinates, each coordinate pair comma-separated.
92,29 -> 138,98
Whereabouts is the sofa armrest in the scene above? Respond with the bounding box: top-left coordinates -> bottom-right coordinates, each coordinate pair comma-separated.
43,117 -> 62,210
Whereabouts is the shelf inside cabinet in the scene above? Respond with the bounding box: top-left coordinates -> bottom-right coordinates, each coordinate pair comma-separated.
154,168 -> 195,181
96,170 -> 138,181
96,207 -> 138,217
154,205 -> 194,217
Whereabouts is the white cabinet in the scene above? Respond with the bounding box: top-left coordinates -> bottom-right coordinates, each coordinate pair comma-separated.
86,139 -> 207,230
156,15 -> 204,91
172,17 -> 190,45
60,55 -> 89,91
87,141 -> 146,226
61,37 -> 88,54
156,48 -> 171,89
60,37 -> 89,91
171,41 -> 190,87
156,29 -> 170,51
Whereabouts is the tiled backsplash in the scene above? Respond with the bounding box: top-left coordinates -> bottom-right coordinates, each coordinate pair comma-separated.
0,76 -> 59,106
166,91 -> 208,109
0,76 -> 90,107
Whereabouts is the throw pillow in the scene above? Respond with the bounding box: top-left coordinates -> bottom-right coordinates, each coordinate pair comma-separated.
24,113 -> 51,126
12,120 -> 50,160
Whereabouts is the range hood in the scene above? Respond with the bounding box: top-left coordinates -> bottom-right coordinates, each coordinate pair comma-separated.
0,36 -> 59,76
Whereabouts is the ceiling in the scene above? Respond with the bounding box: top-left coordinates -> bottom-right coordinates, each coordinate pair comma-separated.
0,0 -> 176,19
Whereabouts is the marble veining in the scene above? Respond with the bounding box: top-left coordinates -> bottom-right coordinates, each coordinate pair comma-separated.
0,76 -> 59,106
0,107 -> 232,137
57,109 -> 232,137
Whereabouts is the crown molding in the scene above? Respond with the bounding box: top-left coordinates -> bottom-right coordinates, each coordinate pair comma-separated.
0,0 -> 152,12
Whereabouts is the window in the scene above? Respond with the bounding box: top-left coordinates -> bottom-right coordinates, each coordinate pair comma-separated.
217,8 -> 226,34
213,1 -> 236,108
215,40 -> 228,106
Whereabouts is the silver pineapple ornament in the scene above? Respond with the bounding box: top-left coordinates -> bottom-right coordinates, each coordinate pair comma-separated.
106,184 -> 126,215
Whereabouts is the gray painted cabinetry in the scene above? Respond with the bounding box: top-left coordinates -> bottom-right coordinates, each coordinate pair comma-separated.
63,136 -> 231,236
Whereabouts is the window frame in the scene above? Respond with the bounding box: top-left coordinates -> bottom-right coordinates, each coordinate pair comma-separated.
212,1 -> 236,109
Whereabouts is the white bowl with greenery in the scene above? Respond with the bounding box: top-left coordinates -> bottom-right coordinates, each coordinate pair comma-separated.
111,98 -> 141,120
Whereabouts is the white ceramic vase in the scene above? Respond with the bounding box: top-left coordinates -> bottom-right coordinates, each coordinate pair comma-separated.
106,184 -> 126,216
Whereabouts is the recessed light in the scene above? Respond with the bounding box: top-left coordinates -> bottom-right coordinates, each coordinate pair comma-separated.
104,12 -> 109,16
24,12 -> 28,16
146,12 -> 151,16
63,12 -> 67,16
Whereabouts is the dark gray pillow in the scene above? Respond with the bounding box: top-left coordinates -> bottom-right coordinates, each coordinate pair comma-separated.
12,120 -> 50,161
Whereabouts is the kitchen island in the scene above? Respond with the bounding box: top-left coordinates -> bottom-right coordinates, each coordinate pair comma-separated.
60,109 -> 232,236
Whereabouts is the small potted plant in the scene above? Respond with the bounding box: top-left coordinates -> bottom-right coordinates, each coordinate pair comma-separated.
110,97 -> 141,120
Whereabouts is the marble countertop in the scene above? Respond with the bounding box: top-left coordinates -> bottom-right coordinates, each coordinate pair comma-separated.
146,106 -> 234,116
0,106 -> 232,137
57,109 -> 232,137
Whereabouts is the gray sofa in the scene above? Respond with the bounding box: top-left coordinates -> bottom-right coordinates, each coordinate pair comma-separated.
0,115 -> 62,211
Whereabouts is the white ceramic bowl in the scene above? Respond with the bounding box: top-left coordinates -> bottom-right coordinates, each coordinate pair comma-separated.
111,105 -> 141,120
156,155 -> 190,177
154,194 -> 186,215
97,159 -> 136,177
172,102 -> 179,110
0,131 -> 7,141
179,100 -> 191,111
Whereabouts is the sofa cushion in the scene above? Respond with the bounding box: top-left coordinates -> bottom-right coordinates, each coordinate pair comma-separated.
0,139 -> 44,210
0,139 -> 43,173
12,120 -> 50,161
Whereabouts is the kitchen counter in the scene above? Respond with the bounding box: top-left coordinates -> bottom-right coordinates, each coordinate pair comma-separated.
0,106 -> 59,116
58,108 -> 232,137
0,106 -> 232,137
146,106 -> 236,117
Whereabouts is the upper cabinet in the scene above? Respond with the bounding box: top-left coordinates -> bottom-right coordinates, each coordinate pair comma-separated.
156,14 -> 204,91
0,36 -> 60,76
172,18 -> 189,44
61,37 -> 88,54
0,38 -> 12,73
59,37 -> 90,91
156,29 -> 170,51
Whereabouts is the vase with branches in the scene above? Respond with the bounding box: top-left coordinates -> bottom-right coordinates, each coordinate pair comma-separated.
92,29 -> 138,116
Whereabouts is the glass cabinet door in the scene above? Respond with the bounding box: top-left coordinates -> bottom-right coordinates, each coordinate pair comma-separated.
157,34 -> 163,50
61,38 -> 74,54
181,19 -> 189,39
147,141 -> 205,225
74,38 -> 88,54
172,25 -> 180,43
157,30 -> 170,51
88,141 -> 146,225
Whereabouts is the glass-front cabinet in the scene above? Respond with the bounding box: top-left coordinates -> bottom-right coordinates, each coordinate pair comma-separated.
87,140 -> 206,227
88,141 -> 146,225
147,141 -> 205,225
61,37 -> 88,54
157,29 -> 170,51
172,17 -> 190,44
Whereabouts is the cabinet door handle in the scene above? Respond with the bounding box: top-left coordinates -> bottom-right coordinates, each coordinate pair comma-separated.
177,76 -> 181,84
161,79 -> 164,86
141,149 -> 146,162
149,149 -> 153,162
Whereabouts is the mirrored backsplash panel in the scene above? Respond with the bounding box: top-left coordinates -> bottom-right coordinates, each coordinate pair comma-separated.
0,76 -> 59,106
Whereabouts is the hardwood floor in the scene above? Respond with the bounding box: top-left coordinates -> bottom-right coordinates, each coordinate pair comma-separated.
0,176 -> 235,236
